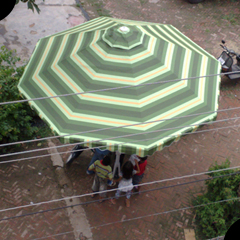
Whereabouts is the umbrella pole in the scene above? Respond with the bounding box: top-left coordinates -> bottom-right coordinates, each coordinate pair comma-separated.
113,151 -> 121,179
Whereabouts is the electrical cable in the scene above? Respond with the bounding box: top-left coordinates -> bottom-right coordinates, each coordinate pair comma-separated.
1,105 -> 240,149
2,164 -> 240,213
1,162 -> 240,214
0,171 -> 239,221
31,196 -> 240,240
0,71 -> 229,106
1,114 -> 240,159
1,122 -> 240,165
0,37 -> 238,239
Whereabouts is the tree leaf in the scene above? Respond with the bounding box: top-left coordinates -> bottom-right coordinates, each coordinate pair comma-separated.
32,1 -> 41,14
27,1 -> 34,12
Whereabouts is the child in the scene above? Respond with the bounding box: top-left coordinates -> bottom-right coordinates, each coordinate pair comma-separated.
88,155 -> 113,202
132,156 -> 148,192
87,148 -> 111,175
111,159 -> 140,207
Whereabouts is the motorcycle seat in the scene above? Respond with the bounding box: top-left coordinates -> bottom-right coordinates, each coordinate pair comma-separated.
228,65 -> 240,80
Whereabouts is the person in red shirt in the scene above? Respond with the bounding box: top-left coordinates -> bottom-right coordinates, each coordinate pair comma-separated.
132,156 -> 148,192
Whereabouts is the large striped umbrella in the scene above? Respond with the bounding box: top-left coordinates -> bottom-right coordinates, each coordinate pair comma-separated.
18,17 -> 221,156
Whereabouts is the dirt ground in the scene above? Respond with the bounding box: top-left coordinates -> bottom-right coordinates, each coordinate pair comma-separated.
0,142 -> 75,239
62,76 -> 240,240
79,0 -> 240,58
68,0 -> 240,239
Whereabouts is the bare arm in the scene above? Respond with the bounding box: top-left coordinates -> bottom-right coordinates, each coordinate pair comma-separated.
113,176 -> 123,183
88,163 -> 95,172
88,167 -> 95,172
134,159 -> 140,174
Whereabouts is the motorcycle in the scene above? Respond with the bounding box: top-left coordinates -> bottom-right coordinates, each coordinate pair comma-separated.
66,145 -> 90,167
217,40 -> 240,81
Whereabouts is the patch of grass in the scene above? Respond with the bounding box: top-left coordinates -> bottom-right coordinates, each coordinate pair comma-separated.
220,86 -> 229,91
35,123 -> 53,139
226,92 -> 236,99
211,13 -> 224,27
183,24 -> 192,30
139,0 -> 148,6
91,1 -> 112,17
223,14 -> 238,25
220,84 -> 233,91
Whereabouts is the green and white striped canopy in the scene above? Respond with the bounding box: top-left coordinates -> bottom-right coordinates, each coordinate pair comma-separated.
18,17 -> 221,156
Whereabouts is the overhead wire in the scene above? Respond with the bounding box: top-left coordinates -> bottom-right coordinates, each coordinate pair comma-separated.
0,28 -> 238,239
0,172 -> 239,222
0,166 -> 240,213
0,107 -> 239,230
1,122 -> 240,165
31,196 -> 240,240
1,67 -> 239,163
0,71 -> 232,106
1,105 -> 240,149
1,113 -> 240,159
0,67 -> 239,227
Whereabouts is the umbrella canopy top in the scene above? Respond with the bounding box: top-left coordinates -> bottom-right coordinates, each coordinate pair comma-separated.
102,25 -> 146,49
18,17 -> 221,156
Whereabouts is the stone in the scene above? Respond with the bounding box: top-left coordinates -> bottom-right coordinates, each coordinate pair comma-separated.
54,167 -> 69,187
47,140 -> 64,167
184,229 -> 196,240
68,15 -> 85,27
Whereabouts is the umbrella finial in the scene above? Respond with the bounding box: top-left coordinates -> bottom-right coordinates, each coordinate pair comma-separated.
118,26 -> 130,34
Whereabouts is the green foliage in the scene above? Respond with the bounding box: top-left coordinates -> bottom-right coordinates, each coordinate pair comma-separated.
223,13 -> 238,25
193,159 -> 240,239
0,46 -> 38,151
15,0 -> 45,14
91,1 -> 112,17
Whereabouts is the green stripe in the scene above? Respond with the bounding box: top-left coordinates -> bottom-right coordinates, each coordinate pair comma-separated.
18,17 -> 221,156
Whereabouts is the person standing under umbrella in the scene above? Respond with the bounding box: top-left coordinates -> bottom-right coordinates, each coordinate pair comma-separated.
88,155 -> 113,202
87,148 -> 111,175
111,159 -> 140,207
132,156 -> 148,192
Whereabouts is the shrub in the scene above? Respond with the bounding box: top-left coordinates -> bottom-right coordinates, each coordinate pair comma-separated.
193,159 -> 240,239
0,46 -> 38,152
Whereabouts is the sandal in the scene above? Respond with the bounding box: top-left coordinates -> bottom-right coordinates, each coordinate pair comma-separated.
125,199 -> 130,207
110,198 -> 116,205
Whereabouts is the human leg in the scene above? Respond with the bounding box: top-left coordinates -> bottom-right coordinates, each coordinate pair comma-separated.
99,178 -> 108,199
110,189 -> 121,204
91,174 -> 100,196
126,190 -> 132,199
133,174 -> 144,185
133,174 -> 144,192
125,190 -> 131,207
